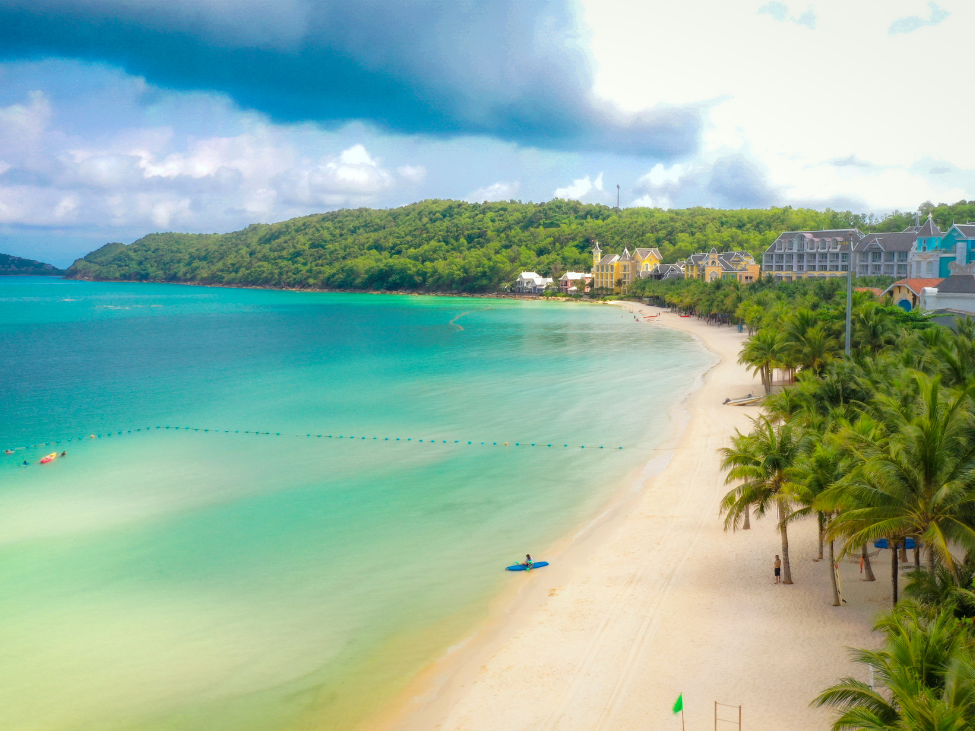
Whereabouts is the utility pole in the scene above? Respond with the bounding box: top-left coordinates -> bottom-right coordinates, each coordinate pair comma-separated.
616,184 -> 620,211
845,238 -> 852,356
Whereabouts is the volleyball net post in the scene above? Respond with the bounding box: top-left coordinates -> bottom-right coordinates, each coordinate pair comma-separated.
714,701 -> 741,731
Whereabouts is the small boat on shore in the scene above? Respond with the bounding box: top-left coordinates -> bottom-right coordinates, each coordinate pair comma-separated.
725,396 -> 762,406
39,453 -> 57,464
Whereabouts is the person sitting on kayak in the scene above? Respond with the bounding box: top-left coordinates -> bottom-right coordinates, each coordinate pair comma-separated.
521,554 -> 534,568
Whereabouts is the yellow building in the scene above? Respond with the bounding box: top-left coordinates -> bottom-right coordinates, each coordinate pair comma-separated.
683,248 -> 760,283
590,242 -> 663,293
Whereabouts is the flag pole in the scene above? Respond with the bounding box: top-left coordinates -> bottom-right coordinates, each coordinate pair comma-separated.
682,706 -> 685,731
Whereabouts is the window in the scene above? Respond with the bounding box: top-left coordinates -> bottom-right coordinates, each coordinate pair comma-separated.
841,253 -> 849,262
840,264 -> 849,272
897,251 -> 907,262
871,252 -> 881,262
884,252 -> 895,262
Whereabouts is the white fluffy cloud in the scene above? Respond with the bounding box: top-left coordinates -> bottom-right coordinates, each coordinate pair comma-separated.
584,0 -> 975,211
0,92 -> 421,231
466,180 -> 520,203
554,172 -> 604,201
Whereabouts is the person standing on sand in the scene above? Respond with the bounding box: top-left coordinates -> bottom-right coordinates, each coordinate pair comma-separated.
774,555 -> 782,584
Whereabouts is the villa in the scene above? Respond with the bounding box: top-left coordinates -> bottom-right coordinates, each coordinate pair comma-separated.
907,218 -> 975,278
881,278 -> 945,312
682,248 -> 760,283
512,272 -> 553,294
559,272 -> 591,294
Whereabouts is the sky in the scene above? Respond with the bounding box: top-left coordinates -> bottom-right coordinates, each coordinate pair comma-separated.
0,0 -> 971,266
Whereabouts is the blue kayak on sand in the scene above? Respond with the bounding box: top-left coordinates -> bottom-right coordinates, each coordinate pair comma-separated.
506,561 -> 549,571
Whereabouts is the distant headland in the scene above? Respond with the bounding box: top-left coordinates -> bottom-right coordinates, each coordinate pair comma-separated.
0,253 -> 66,276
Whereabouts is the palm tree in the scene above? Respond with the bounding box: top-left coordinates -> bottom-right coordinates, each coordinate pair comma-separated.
739,330 -> 785,395
825,373 -> 975,605
813,601 -> 975,730
904,554 -> 975,620
792,323 -> 839,375
852,303 -> 899,354
720,416 -> 803,584
786,442 -> 851,605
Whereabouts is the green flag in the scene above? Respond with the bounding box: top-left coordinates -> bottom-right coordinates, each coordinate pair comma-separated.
673,694 -> 683,714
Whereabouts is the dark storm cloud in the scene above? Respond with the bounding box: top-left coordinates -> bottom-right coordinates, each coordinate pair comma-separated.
706,155 -> 777,207
0,0 -> 702,157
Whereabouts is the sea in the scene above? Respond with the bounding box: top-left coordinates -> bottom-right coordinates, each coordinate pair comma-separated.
0,277 -> 715,731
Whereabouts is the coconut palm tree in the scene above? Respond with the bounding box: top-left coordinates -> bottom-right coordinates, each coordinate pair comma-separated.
852,303 -> 899,355
904,553 -> 975,620
825,373 -> 975,604
739,330 -> 785,395
720,416 -> 804,584
813,601 -> 975,731
786,442 -> 852,605
791,323 -> 840,375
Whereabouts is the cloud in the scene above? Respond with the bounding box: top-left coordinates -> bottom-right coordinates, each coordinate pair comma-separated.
757,2 -> 817,29
0,91 -> 417,230
554,172 -> 604,200
396,165 -> 426,184
889,2 -> 950,34
466,181 -> 520,203
707,155 -> 776,208
828,155 -> 874,169
0,0 -> 703,157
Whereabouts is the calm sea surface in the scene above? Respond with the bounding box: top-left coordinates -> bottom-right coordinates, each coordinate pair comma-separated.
0,277 -> 714,731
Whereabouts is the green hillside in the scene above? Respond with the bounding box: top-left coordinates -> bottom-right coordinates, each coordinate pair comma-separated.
65,199 -> 967,293
0,253 -> 65,276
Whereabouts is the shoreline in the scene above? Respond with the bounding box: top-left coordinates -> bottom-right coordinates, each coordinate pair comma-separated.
375,303 -> 888,731
59,275 -> 578,301
364,304 -> 719,731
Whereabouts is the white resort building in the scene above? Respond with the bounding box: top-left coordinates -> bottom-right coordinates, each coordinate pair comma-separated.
512,272 -> 554,294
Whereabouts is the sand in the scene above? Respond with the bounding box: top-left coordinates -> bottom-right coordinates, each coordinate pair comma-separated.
386,303 -> 891,731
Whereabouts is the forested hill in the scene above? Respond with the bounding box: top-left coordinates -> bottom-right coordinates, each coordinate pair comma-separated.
0,253 -> 65,275
64,199 -> 966,293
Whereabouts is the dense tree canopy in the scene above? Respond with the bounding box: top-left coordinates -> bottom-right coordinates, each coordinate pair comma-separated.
0,253 -> 64,275
66,198 -> 970,292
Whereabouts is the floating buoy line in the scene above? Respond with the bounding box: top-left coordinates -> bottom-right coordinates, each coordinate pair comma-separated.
4,425 -> 625,458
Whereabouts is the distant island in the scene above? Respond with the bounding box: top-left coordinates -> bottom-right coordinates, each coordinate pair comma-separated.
65,199 -> 970,293
0,253 -> 66,276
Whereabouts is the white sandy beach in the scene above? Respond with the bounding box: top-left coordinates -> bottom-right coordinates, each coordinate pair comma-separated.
385,303 -> 892,731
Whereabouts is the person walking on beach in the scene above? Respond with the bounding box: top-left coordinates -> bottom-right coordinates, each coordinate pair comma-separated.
773,555 -> 782,584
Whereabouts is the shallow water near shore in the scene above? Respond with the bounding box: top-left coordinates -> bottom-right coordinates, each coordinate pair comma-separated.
0,277 -> 714,731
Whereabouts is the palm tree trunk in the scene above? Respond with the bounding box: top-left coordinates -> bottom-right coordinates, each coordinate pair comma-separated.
899,541 -> 908,563
816,513 -> 825,561
828,539 -> 840,606
890,539 -> 899,607
743,506 -> 750,530
778,502 -> 793,584
913,539 -> 920,569
861,544 -> 875,581
928,543 -> 936,573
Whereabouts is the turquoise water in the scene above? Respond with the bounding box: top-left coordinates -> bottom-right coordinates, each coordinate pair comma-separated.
0,278 -> 714,731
